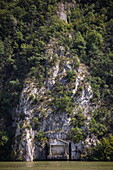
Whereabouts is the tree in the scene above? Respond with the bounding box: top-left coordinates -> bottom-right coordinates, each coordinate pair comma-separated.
89,135 -> 113,160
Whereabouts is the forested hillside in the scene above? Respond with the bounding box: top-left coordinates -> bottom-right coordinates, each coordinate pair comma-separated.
0,0 -> 113,161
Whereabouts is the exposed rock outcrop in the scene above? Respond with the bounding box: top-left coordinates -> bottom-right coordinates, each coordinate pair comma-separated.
13,2 -> 95,161
13,38 -> 94,161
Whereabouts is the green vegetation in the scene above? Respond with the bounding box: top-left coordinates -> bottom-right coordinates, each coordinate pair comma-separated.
32,117 -> 39,129
70,113 -> 86,143
89,107 -> 113,139
71,127 -> 85,143
66,70 -> 76,82
0,0 -> 113,160
0,131 -> 8,146
36,131 -> 47,146
52,82 -> 75,114
86,135 -> 113,161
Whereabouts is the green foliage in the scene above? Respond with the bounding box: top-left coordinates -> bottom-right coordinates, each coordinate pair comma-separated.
0,131 -> 8,146
71,127 -> 85,143
86,30 -> 103,48
0,130 -> 10,160
0,0 -> 113,161
66,70 -> 76,82
70,1 -> 113,106
32,117 -> 39,129
89,107 -> 113,138
88,135 -> 113,161
0,40 -> 4,55
73,31 -> 86,50
25,124 -> 32,130
71,113 -> 85,127
9,79 -> 20,90
36,131 -> 47,145
52,81 -> 75,113
90,118 -> 107,138
54,95 -> 72,111
70,112 -> 86,143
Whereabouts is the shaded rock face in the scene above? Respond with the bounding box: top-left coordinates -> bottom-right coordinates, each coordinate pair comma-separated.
57,3 -> 67,22
56,1 -> 76,23
13,38 -> 93,161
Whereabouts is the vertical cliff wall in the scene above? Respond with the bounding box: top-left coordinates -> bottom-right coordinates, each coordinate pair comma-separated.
13,38 -> 94,161
13,2 -> 95,161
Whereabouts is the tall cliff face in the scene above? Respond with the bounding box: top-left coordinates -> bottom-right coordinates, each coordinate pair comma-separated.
12,2 -> 95,161
12,1 -> 107,161
13,35 -> 94,161
1,0 -> 113,162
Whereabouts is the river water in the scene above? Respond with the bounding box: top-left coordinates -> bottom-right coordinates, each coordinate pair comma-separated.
0,161 -> 113,170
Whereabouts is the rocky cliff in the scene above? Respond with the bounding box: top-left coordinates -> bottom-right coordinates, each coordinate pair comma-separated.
0,0 -> 113,162
13,34 -> 94,161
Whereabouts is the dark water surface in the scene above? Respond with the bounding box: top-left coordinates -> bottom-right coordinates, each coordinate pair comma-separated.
0,161 -> 113,170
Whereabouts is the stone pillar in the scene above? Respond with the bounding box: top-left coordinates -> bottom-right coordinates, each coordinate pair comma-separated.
49,145 -> 52,156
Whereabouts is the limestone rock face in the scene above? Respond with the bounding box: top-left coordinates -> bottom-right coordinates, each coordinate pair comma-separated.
56,1 -> 76,23
57,3 -> 67,22
13,2 -> 94,161
13,38 -> 94,161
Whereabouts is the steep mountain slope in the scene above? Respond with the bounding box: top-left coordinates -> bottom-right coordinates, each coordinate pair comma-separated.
13,37 -> 93,161
0,0 -> 113,161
